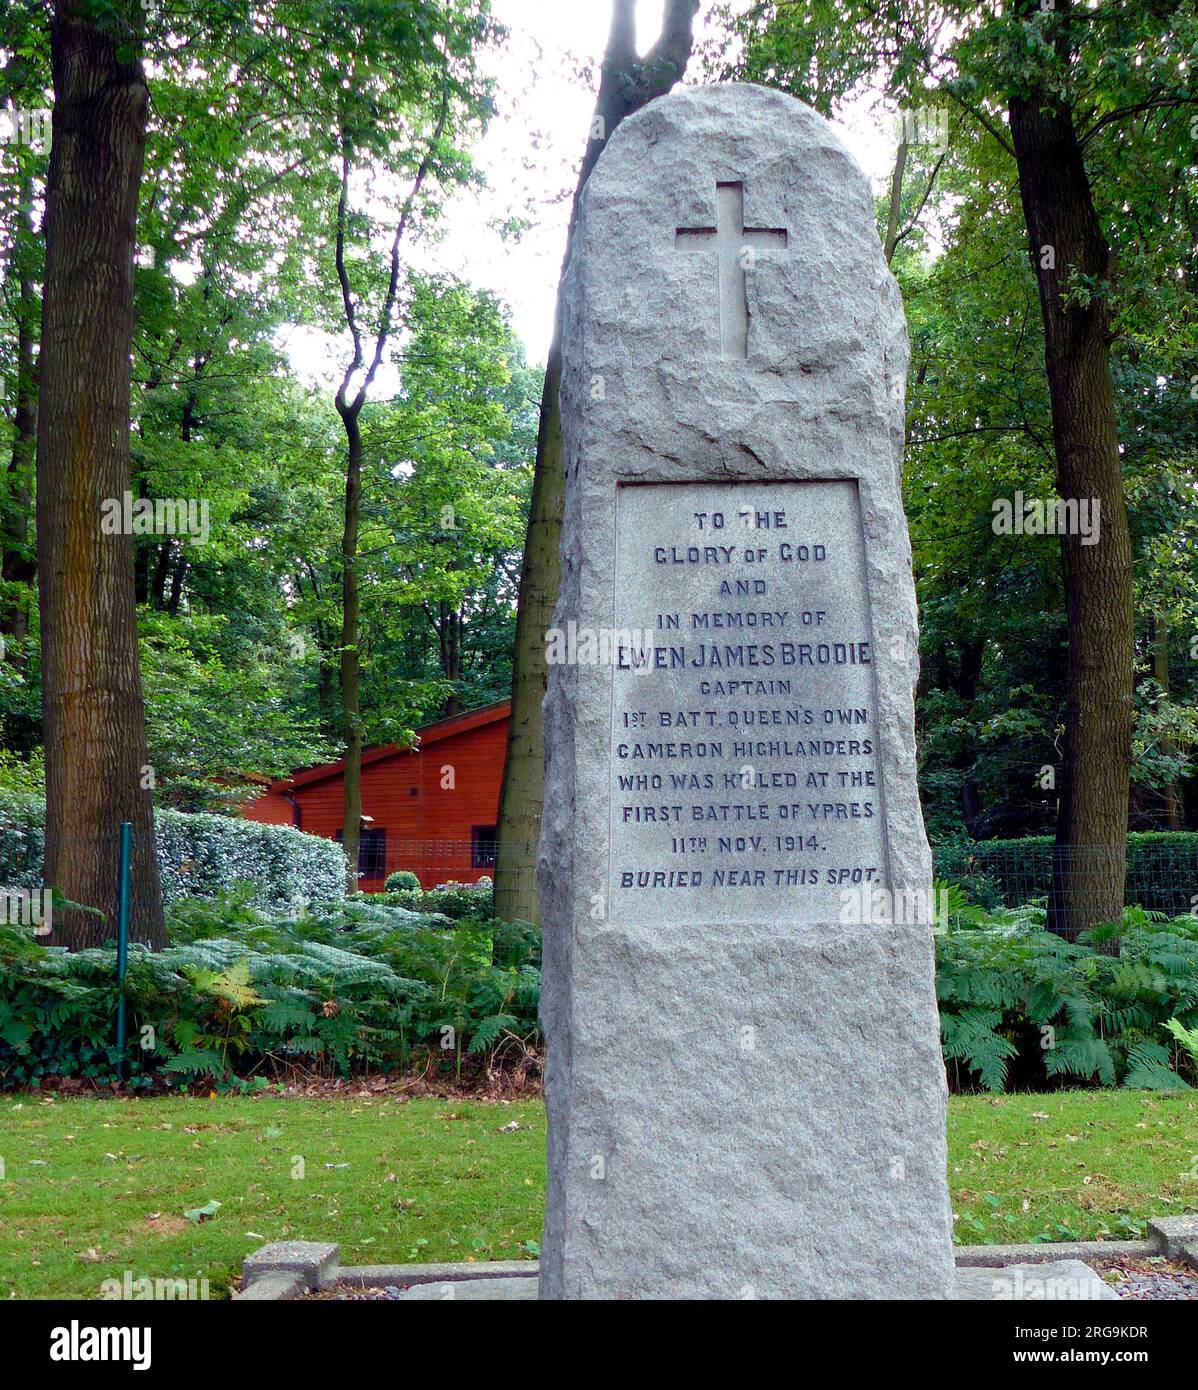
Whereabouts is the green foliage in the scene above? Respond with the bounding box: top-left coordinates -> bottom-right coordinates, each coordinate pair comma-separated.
384,870 -> 421,892
0,890 -> 541,1089
1164,1017 -> 1198,1068
369,876 -> 495,920
935,833 -> 1198,919
0,0 -> 532,799
7,877 -> 1197,1096
938,907 -> 1198,1093
0,749 -> 43,795
0,793 -> 345,911
721,1 -> 1198,844
354,277 -> 538,728
154,809 -> 346,910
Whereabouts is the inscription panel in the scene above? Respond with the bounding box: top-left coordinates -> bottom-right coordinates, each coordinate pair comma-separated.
609,479 -> 888,924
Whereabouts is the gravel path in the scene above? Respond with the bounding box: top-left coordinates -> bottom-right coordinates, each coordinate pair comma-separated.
316,1284 -> 414,1300
1093,1256 -> 1198,1300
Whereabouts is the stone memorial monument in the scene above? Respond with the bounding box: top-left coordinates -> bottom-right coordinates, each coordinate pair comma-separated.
538,83 -> 956,1299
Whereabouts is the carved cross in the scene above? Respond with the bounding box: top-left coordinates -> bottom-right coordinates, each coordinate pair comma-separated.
675,181 -> 788,359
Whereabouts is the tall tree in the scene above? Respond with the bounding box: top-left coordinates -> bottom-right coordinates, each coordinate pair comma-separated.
37,0 -> 163,947
331,114 -> 440,892
275,278 -> 536,767
727,0 -> 1198,937
361,275 -> 536,728
289,1 -> 494,890
1006,0 -> 1134,937
494,0 -> 700,923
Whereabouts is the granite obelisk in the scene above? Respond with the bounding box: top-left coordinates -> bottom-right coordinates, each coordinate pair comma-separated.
538,83 -> 955,1299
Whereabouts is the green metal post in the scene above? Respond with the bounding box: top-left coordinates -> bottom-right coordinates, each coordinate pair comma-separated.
115,822 -> 132,1081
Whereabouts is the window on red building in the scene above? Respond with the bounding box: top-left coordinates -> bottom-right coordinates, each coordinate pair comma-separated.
335,827 -> 388,878
471,825 -> 497,869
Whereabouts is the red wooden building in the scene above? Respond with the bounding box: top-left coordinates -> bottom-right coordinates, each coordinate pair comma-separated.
243,700 -> 510,892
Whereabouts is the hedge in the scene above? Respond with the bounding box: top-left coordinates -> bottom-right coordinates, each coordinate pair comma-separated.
0,793 -> 344,911
934,832 -> 1198,918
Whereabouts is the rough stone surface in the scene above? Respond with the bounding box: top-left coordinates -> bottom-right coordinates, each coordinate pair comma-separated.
241,1241 -> 340,1291
955,1240 -> 1156,1268
539,82 -> 954,1300
955,1261 -> 1120,1302
1148,1216 -> 1198,1262
397,1276 -> 539,1302
233,1272 -> 306,1301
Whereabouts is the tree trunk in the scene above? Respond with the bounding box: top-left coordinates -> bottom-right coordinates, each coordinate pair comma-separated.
150,539 -> 172,609
132,518 -> 150,603
317,642 -> 338,737
1008,29 -> 1134,942
883,134 -> 909,265
952,639 -> 985,836
493,0 -> 700,924
328,100 -> 442,892
298,561 -> 339,737
166,549 -> 186,615
38,0 -> 164,949
338,405 -> 363,892
438,601 -> 461,716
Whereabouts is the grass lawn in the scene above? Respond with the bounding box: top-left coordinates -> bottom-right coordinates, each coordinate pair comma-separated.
0,1088 -> 1195,1299
948,1090 -> 1198,1244
0,1093 -> 545,1300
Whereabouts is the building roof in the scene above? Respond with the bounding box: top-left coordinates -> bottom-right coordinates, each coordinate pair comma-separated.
261,699 -> 511,794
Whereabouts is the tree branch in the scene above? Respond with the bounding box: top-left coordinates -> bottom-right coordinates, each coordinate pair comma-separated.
1079,94 -> 1198,148
607,0 -> 637,73
893,146 -> 948,255
334,135 -> 364,416
350,84 -> 451,418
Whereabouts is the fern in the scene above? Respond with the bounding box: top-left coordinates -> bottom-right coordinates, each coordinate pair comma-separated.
257,997 -> 315,1033
184,957 -> 262,1009
1124,1041 -> 1189,1091
468,1013 -> 519,1053
1043,1035 -> 1116,1086
161,1046 -> 226,1078
941,1007 -> 1018,1092
1164,1017 -> 1198,1066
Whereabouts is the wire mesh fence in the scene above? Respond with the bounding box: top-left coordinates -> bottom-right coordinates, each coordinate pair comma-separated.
933,837 -> 1198,922
385,837 -> 540,906
395,833 -> 1198,930
387,837 -> 496,887
6,807 -> 1195,934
